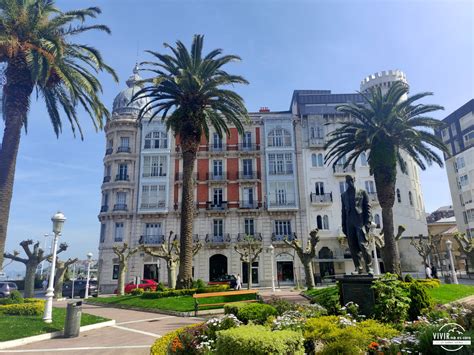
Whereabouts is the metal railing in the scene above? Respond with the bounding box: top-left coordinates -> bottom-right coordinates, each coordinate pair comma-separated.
207,172 -> 226,181
271,233 -> 297,242
206,201 -> 228,211
238,200 -> 260,209
139,235 -> 165,245
208,144 -> 227,152
238,171 -> 259,180
238,143 -> 260,151
140,201 -> 166,209
333,164 -> 355,174
103,176 -> 111,183
237,233 -> 263,243
310,193 -> 332,204
267,200 -> 297,208
115,174 -> 130,181
105,148 -> 113,155
117,146 -> 131,153
309,137 -> 326,147
205,233 -> 231,244
113,204 -> 128,211
100,205 -> 108,212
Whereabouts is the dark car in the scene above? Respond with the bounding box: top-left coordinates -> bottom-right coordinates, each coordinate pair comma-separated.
208,274 -> 237,288
0,282 -> 18,298
62,280 -> 98,298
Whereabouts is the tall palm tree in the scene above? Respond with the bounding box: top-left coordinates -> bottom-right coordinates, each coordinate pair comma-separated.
134,34 -> 249,289
325,81 -> 448,274
0,0 -> 117,270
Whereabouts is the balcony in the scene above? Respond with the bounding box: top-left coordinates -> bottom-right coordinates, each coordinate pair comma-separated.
238,171 -> 260,180
140,201 -> 166,210
238,143 -> 260,152
139,234 -> 165,246
310,193 -> 333,205
267,200 -> 297,208
206,201 -> 228,211
103,176 -> 111,183
207,172 -> 226,182
237,233 -> 262,243
100,205 -> 108,212
115,174 -> 130,181
105,148 -> 113,155
117,146 -> 131,153
207,144 -> 227,152
238,200 -> 260,210
113,204 -> 128,211
367,192 -> 379,204
205,233 -> 231,245
309,137 -> 326,148
333,164 -> 355,176
271,233 -> 297,243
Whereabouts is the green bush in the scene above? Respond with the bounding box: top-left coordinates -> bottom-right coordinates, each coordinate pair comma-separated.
0,299 -> 44,316
416,278 -> 441,288
408,281 -> 433,320
265,296 -> 295,315
305,286 -> 341,315
196,285 -> 230,293
320,339 -> 362,355
150,324 -> 202,355
192,279 -> 206,289
224,302 -> 249,317
235,303 -> 278,324
404,274 -> 414,282
372,273 -> 410,323
215,325 -> 304,355
9,290 -> 24,303
156,282 -> 166,292
141,289 -> 197,299
130,288 -> 144,296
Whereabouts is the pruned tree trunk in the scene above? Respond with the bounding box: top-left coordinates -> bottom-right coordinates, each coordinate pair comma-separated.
302,258 -> 315,289
113,243 -> 140,296
247,261 -> 252,290
168,260 -> 177,289
177,146 -> 198,289
0,60 -> 34,271
117,261 -> 127,296
54,258 -> 78,299
24,262 -> 37,298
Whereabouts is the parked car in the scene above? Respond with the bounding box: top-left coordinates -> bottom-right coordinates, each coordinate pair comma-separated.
62,280 -> 98,298
208,274 -> 236,288
0,282 -> 18,298
114,279 -> 158,294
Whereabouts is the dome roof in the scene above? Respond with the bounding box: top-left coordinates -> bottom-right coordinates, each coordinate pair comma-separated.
112,65 -> 150,118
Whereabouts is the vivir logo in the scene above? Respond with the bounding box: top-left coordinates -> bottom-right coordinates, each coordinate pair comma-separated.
432,323 -> 472,352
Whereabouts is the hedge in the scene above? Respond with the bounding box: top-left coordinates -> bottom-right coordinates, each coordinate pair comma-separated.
0,299 -> 45,316
142,285 -> 231,299
215,325 -> 304,355
231,303 -> 278,324
150,324 -> 202,355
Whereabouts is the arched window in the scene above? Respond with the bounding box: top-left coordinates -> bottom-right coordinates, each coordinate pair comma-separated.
360,152 -> 368,166
408,191 -> 413,206
323,215 -> 329,230
144,131 -> 168,149
316,215 -> 323,229
317,153 -> 324,167
374,214 -> 381,228
396,189 -> 401,203
268,128 -> 291,147
311,154 -> 317,167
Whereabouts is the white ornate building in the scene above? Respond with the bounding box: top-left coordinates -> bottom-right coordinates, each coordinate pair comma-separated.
97,69 -> 427,293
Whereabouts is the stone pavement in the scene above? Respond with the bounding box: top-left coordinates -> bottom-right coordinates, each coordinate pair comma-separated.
257,287 -> 311,304
2,302 -> 204,355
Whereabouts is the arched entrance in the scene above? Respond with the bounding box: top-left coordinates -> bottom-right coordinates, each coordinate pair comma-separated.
276,252 -> 294,285
318,247 -> 335,278
209,254 -> 227,282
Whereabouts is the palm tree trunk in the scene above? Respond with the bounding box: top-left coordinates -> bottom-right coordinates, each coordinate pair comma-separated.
176,147 -> 197,289
0,60 -> 33,271
380,205 -> 401,274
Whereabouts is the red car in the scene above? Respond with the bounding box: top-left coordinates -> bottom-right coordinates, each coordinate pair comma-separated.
115,279 -> 157,294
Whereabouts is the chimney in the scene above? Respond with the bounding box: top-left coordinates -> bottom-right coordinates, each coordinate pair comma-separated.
259,107 -> 270,112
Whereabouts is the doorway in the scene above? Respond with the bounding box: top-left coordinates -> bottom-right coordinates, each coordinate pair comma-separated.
143,264 -> 159,282
277,261 -> 294,284
209,254 -> 228,282
242,262 -> 259,285
318,247 -> 335,278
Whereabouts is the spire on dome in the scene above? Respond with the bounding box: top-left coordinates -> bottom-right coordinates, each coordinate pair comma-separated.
126,64 -> 142,88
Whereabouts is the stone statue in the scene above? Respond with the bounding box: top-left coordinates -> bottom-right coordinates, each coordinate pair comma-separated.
341,175 -> 373,275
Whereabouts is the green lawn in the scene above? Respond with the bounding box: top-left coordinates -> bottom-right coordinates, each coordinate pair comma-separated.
427,284 -> 474,304
0,307 -> 109,342
87,293 -> 257,312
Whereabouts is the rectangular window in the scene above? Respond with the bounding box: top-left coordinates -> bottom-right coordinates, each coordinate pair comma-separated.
145,223 -> 162,236
141,184 -> 166,209
213,219 -> 223,237
120,137 -> 130,148
213,188 -> 223,206
100,224 -> 106,243
450,123 -> 457,136
274,220 -> 291,236
315,182 -> 325,195
243,159 -> 253,176
460,174 -> 469,187
143,156 -> 167,177
456,156 -> 465,170
365,181 -> 375,193
464,131 -> 474,147
269,181 -> 295,206
114,222 -> 124,242
213,160 -> 223,177
118,164 -> 128,180
243,132 -> 252,148
268,153 -> 293,175
339,181 -> 348,194
213,133 -> 223,149
116,192 -> 126,205
243,187 -> 254,206
244,218 -> 255,236
112,265 -> 119,280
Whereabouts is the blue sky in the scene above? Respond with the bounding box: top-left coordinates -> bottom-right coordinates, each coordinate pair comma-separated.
2,0 -> 473,274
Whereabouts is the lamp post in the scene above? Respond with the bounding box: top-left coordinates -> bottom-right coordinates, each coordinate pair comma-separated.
43,212 -> 66,323
84,252 -> 93,299
268,244 -> 275,292
445,239 -> 458,284
40,234 -> 49,279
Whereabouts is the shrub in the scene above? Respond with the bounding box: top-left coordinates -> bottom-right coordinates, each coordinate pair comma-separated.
404,274 -> 414,282
416,278 -> 441,288
150,324 -> 202,355
224,302 -> 249,316
265,296 -> 295,315
408,281 -> 433,320
235,303 -> 278,324
9,290 -> 24,303
169,323 -> 208,354
295,303 -> 327,318
372,273 -> 410,323
130,288 -> 144,296
215,325 -> 304,355
142,289 -> 197,299
306,286 -> 341,315
192,279 -> 207,289
0,299 -> 44,316
156,282 -> 166,292
320,339 -> 362,354
196,285 -> 230,293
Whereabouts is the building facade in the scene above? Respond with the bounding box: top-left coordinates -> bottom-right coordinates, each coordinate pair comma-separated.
97,69 -> 427,293
436,99 -> 474,238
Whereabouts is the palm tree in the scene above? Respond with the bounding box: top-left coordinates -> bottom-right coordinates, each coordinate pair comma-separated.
325,81 -> 448,274
0,0 -> 117,270
134,34 -> 249,289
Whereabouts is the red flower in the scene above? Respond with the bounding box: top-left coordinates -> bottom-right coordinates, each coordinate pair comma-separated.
368,341 -> 379,350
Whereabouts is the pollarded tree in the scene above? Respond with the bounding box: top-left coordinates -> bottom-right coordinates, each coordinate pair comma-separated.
326,81 -> 448,274
455,233 -> 474,273
0,0 -> 117,271
234,235 -> 263,290
134,35 -> 249,288
112,243 -> 140,296
142,231 -> 202,289
53,257 -> 78,299
284,229 -> 319,290
4,239 -> 67,297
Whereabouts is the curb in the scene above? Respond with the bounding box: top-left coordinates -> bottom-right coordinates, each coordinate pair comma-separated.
0,320 -> 116,350
84,300 -> 222,317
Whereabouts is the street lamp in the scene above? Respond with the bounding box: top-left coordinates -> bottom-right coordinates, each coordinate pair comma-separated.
445,239 -> 458,284
43,212 -> 66,323
40,234 -> 49,279
268,244 -> 275,292
84,252 -> 93,299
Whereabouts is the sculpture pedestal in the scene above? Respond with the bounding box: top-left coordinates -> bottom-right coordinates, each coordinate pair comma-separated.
336,275 -> 378,316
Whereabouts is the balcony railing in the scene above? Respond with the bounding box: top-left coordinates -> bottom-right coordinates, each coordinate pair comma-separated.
267,200 -> 297,208
206,201 -> 228,211
103,176 -> 111,183
207,172 -> 226,181
113,204 -> 128,211
140,201 -> 166,209
100,205 -> 108,212
237,233 -> 263,243
115,174 -> 130,181
208,144 -> 227,152
239,200 -> 260,209
367,192 -> 379,203
117,146 -> 131,153
139,235 -> 165,245
309,137 -> 326,147
205,233 -> 231,244
268,169 -> 293,176
238,143 -> 260,151
271,233 -> 297,242
333,164 -> 355,175
310,193 -> 332,204
238,171 -> 259,180
105,148 -> 113,155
